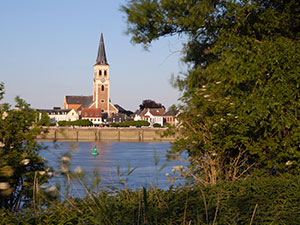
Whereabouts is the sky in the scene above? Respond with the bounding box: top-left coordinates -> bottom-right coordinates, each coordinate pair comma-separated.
0,0 -> 187,111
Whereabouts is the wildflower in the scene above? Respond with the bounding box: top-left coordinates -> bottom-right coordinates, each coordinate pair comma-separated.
202,85 -> 206,88
61,156 -> 70,162
46,186 -> 56,192
227,113 -> 232,116
216,81 -> 221,84
286,161 -> 293,166
0,182 -> 10,190
200,88 -> 206,91
60,166 -> 68,173
213,123 -> 218,127
204,95 -> 210,98
22,159 -> 30,165
74,166 -> 83,174
230,102 -> 234,106
0,166 -> 14,177
220,118 -> 224,121
235,116 -> 238,119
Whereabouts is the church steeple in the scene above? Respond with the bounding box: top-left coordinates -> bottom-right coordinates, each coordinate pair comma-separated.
95,33 -> 108,65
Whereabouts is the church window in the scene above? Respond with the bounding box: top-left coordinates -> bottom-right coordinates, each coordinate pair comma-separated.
101,85 -> 104,91
104,70 -> 107,76
101,99 -> 104,103
99,70 -> 102,76
101,110 -> 104,113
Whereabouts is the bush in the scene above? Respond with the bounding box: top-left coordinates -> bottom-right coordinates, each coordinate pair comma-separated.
1,175 -> 300,224
110,120 -> 150,127
153,123 -> 161,128
58,120 -> 93,127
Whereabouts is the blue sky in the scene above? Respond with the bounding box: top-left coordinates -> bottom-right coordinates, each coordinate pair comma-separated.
0,0 -> 186,111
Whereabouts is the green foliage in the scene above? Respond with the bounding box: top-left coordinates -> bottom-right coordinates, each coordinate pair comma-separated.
1,175 -> 300,224
122,0 -> 300,183
58,119 -> 93,127
0,85 -> 50,211
153,123 -> 161,128
36,112 -> 51,126
110,120 -> 150,127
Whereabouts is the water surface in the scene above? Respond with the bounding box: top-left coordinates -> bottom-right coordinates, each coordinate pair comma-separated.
40,141 -> 188,195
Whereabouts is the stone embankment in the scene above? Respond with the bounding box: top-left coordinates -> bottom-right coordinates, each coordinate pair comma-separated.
37,127 -> 176,142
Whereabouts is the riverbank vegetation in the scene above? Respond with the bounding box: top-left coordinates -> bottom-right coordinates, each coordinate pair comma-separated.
1,175 -> 300,224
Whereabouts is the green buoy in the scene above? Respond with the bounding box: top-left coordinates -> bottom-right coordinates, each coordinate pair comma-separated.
91,146 -> 99,156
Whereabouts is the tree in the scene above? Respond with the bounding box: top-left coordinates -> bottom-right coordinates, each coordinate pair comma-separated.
122,0 -> 300,184
0,83 -> 50,211
139,99 -> 164,110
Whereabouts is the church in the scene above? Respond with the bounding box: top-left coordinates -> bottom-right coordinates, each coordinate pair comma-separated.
63,33 -> 118,116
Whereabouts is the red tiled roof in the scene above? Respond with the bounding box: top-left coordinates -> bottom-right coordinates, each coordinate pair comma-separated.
81,108 -> 102,118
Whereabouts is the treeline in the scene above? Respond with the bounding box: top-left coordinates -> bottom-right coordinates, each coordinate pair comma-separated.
1,175 -> 300,224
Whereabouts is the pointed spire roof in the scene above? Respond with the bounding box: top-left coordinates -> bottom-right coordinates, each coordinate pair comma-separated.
95,33 -> 108,65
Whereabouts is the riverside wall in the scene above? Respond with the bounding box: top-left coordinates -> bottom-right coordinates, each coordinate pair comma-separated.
36,127 -> 176,142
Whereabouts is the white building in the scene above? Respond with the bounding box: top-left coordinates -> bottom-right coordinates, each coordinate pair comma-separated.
37,108 -> 79,124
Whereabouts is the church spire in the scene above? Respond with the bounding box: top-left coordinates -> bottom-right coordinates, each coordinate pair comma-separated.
95,33 -> 108,65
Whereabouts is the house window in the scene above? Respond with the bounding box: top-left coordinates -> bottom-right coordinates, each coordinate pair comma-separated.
99,70 -> 102,76
104,70 -> 107,76
101,99 -> 104,103
101,85 -> 104,91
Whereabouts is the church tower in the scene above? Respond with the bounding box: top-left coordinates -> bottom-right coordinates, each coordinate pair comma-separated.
93,33 -> 110,114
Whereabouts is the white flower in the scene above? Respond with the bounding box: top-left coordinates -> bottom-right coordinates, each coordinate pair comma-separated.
204,95 -> 210,98
202,85 -> 206,88
39,171 -> 46,175
0,142 -> 4,148
227,113 -> 232,116
235,116 -> 238,119
286,161 -> 293,166
200,88 -> 206,91
60,166 -> 68,173
46,186 -> 56,192
216,81 -> 221,84
61,156 -> 70,162
0,182 -> 10,190
173,165 -> 183,172
74,166 -> 83,174
213,123 -> 218,127
220,118 -> 224,121
230,102 -> 235,106
22,159 -> 30,165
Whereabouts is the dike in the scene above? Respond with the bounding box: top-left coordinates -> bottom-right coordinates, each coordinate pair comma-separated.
36,127 -> 176,142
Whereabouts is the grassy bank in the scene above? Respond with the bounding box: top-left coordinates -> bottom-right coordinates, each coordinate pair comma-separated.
1,175 -> 299,224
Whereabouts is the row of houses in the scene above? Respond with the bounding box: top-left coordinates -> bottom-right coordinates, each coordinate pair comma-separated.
37,105 -> 178,127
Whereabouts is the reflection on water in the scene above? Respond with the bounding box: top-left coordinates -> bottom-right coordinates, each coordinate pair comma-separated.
40,141 -> 188,195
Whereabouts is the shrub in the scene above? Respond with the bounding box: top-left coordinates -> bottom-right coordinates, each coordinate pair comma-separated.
153,123 -> 161,128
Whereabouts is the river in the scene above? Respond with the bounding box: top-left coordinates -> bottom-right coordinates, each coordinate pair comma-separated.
39,141 -> 188,196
